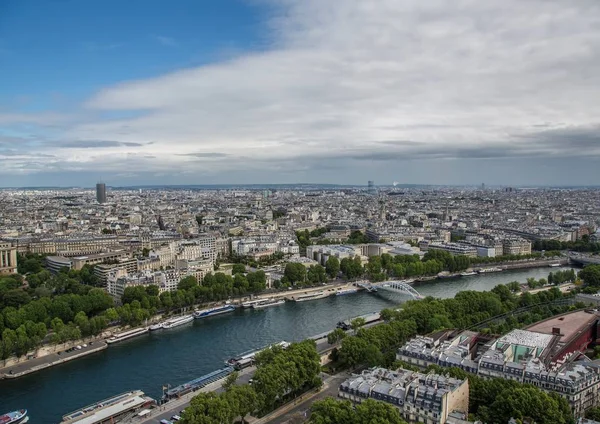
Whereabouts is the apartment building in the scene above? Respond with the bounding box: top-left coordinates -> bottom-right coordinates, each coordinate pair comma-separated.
339,367 -> 469,424
0,242 -> 18,274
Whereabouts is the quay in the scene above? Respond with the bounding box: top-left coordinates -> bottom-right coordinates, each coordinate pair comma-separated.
0,341 -> 107,380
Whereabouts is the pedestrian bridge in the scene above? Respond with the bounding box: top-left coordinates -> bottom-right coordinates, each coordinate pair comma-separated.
372,280 -> 423,299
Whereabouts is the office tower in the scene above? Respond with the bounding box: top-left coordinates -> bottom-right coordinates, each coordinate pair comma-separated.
96,183 -> 107,203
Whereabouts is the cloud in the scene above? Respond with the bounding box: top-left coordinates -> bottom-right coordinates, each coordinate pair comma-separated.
58,140 -> 146,148
154,36 -> 178,47
3,0 -> 600,184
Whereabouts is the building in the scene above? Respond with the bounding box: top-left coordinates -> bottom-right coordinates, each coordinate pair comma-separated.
96,182 -> 107,203
398,317 -> 600,417
339,367 -> 469,424
0,242 -> 18,274
94,258 -> 138,286
46,255 -> 73,273
306,245 -> 360,266
426,242 -> 478,258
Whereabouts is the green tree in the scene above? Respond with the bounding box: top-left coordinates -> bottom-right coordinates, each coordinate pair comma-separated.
580,265 -> 600,286
225,384 -> 259,424
232,263 -> 246,275
181,392 -> 234,424
284,263 -> 307,284
310,398 -> 406,424
325,256 -> 340,279
178,275 -> 198,291
222,371 -> 239,390
327,328 -> 347,345
350,317 -> 366,331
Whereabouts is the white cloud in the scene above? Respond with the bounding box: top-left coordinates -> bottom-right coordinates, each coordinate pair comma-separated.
5,0 -> 600,182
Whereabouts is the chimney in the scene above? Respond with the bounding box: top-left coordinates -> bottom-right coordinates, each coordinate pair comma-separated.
552,327 -> 561,336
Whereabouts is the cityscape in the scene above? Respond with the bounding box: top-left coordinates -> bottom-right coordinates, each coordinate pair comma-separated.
2,1 -> 600,424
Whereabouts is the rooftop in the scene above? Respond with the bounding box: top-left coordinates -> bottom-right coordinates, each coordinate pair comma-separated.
525,310 -> 600,343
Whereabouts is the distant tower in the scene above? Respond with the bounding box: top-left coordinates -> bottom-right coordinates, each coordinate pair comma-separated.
96,183 -> 107,203
367,180 -> 376,195
481,183 -> 485,191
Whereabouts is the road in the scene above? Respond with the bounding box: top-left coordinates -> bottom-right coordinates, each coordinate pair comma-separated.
260,372 -> 351,424
0,340 -> 107,379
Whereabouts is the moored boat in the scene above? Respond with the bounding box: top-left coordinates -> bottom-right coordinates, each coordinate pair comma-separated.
0,410 -> 28,424
162,315 -> 194,329
149,322 -> 164,331
460,271 -> 477,277
252,298 -> 285,309
241,299 -> 264,308
293,291 -> 331,302
478,267 -> 503,274
193,305 -> 236,319
336,288 -> 359,296
106,327 -> 149,344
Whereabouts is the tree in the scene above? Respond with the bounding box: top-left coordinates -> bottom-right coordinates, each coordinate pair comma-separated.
222,371 -> 239,390
310,398 -> 406,424
351,317 -> 366,331
327,328 -> 347,345
325,256 -> 340,279
232,263 -> 246,275
307,265 -> 327,284
284,263 -> 307,284
181,392 -> 234,424
225,384 -> 259,424
178,275 -> 198,291
580,265 -> 600,287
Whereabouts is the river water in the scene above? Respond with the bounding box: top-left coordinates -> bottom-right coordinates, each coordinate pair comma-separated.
0,266 -> 575,423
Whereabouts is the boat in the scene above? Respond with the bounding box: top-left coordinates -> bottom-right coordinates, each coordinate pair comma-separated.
0,410 -> 28,424
241,299 -> 264,308
193,305 -> 236,319
549,263 -> 562,267
478,267 -> 503,274
336,288 -> 359,296
149,322 -> 164,331
162,315 -> 194,329
226,341 -> 290,368
106,327 -> 149,344
162,367 -> 235,401
252,299 -> 285,309
293,291 -> 331,302
60,391 -> 154,424
460,271 -> 477,277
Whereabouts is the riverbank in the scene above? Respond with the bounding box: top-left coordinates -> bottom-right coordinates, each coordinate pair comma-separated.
0,340 -> 107,379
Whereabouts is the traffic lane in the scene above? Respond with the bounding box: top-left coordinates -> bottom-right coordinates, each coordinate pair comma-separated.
0,341 -> 106,376
266,373 -> 351,424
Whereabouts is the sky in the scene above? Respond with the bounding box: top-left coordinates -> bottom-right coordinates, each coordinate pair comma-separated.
1,0 -> 599,187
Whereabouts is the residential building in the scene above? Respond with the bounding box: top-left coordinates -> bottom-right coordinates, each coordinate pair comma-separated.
339,367 -> 469,424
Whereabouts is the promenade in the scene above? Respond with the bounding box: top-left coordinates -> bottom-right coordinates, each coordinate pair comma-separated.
0,341 -> 107,379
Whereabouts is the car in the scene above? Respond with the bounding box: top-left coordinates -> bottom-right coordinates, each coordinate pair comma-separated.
171,415 -> 181,421
76,345 -> 82,350
160,420 -> 172,424
82,344 -> 87,348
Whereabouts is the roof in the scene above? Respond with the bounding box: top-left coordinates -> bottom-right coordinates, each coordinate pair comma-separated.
496,329 -> 554,350
526,310 -> 599,343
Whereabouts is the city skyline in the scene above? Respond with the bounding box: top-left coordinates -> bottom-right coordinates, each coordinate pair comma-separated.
1,0 -> 600,186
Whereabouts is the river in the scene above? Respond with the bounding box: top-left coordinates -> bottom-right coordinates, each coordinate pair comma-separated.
0,266 -> 575,423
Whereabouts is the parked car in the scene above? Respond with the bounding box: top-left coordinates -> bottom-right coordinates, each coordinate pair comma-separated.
160,420 -> 172,424
171,415 -> 181,421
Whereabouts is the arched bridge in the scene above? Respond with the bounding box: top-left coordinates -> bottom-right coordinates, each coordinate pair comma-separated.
569,255 -> 600,266
372,280 -> 423,299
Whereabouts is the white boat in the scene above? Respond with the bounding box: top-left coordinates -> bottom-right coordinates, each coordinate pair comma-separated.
252,299 -> 285,309
149,322 -> 164,331
293,291 -> 331,302
549,263 -> 562,267
241,299 -> 264,308
478,267 -> 503,274
460,271 -> 477,277
162,315 -> 194,329
106,327 -> 149,344
336,288 -> 358,296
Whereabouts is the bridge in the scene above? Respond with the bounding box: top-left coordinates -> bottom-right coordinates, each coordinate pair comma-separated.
569,255 -> 600,266
371,280 -> 423,299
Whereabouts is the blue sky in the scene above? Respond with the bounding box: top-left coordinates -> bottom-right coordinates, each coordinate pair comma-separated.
0,0 -> 599,187
0,0 -> 268,110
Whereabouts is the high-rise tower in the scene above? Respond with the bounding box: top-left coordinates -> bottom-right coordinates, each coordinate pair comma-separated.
96,183 -> 107,203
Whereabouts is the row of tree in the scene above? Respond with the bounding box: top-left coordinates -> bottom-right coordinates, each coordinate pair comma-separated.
181,340 -> 322,423
533,237 -> 600,253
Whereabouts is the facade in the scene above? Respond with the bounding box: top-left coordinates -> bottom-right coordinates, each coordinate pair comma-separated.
0,242 -> 18,274
46,256 -> 73,273
427,242 -> 478,258
339,367 -> 469,424
94,258 -> 138,286
397,323 -> 600,417
306,244 -> 360,266
96,182 -> 107,203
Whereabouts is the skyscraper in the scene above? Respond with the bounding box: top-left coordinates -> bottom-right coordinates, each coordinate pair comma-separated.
96,183 -> 107,203
367,180 -> 376,195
